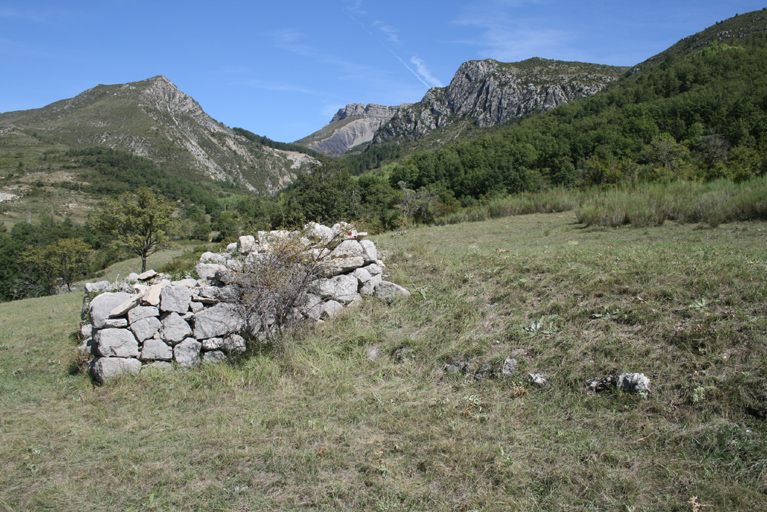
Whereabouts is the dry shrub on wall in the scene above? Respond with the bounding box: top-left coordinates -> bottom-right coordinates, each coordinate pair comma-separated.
221,230 -> 340,347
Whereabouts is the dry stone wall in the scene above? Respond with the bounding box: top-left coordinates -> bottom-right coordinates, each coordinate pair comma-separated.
83,223 -> 409,383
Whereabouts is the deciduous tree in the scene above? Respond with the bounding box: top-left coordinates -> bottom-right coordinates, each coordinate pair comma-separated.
93,188 -> 179,272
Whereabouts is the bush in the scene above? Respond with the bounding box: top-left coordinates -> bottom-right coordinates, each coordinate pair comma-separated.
220,230 -> 339,348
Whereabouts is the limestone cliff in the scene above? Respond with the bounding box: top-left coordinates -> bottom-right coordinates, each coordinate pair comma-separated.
295,103 -> 408,155
373,58 -> 628,144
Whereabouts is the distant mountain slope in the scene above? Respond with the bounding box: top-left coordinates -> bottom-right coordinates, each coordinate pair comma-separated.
0,76 -> 314,194
633,9 -> 767,73
295,103 -> 408,155
372,58 -> 628,144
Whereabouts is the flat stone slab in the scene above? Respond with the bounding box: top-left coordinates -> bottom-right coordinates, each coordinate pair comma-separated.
89,292 -> 132,329
89,357 -> 142,383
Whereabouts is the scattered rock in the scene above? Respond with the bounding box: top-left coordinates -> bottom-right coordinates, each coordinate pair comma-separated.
587,373 -> 650,394
444,360 -> 472,375
366,346 -> 380,362
528,373 -> 547,386
618,373 -> 651,393
502,358 -> 518,377
375,281 -> 411,301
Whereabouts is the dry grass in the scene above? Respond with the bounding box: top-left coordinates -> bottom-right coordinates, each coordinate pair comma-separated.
1,212 -> 766,511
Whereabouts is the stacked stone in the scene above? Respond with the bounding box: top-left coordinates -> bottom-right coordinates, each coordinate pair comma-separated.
84,222 -> 409,383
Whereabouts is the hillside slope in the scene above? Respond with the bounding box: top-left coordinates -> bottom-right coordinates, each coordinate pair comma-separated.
0,76 -> 313,194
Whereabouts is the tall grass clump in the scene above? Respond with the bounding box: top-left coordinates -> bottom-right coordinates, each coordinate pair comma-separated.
438,187 -> 580,225
576,175 -> 767,228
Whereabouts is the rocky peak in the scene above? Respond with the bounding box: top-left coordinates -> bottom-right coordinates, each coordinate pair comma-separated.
331,103 -> 408,123
373,57 -> 628,144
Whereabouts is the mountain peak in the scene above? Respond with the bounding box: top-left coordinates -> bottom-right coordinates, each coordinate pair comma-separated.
373,57 -> 628,144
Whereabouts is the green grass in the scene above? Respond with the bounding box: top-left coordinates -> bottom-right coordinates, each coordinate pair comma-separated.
2,212 -> 767,510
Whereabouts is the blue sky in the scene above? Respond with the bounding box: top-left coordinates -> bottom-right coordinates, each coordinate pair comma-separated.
1,0 -> 764,142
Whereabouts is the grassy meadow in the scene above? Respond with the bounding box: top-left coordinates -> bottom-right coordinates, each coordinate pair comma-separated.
1,211 -> 766,511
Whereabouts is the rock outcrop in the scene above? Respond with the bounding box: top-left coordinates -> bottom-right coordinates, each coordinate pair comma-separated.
83,223 -> 410,383
373,58 -> 627,144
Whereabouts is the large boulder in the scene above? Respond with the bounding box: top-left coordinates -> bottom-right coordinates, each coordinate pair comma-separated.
140,339 -> 173,361
95,328 -> 140,358
89,292 -> 132,329
89,357 -> 142,383
127,306 -> 159,324
174,339 -> 202,368
161,312 -> 193,344
192,303 -> 245,339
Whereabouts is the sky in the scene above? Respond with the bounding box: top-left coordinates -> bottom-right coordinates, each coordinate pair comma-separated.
1,0 -> 765,143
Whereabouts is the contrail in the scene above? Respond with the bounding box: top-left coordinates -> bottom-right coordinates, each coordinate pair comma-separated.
343,8 -> 433,89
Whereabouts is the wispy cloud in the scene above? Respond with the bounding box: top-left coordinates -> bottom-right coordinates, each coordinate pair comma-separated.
343,0 -> 366,15
410,57 -> 443,88
373,21 -> 401,44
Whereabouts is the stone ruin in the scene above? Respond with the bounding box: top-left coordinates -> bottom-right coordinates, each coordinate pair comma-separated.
81,222 -> 410,383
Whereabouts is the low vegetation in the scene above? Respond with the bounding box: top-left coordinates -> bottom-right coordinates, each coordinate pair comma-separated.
1,212 -> 765,510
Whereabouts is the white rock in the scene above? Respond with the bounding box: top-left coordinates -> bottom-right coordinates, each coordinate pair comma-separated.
128,306 -> 159,324
137,270 -> 157,281
238,235 -> 258,254
313,274 -> 360,304
374,281 -> 410,301
89,357 -> 142,384
196,263 -> 226,281
320,300 -> 344,319
618,373 -> 651,393
160,285 -> 192,314
360,240 -> 377,263
192,303 -> 245,339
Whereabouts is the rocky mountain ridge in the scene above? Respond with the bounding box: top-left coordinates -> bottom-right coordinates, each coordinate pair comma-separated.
373,58 -> 628,144
0,76 -> 312,194
295,102 -> 409,156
